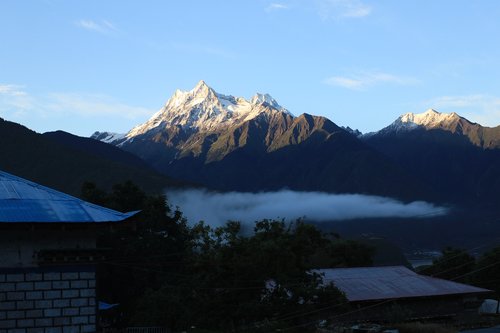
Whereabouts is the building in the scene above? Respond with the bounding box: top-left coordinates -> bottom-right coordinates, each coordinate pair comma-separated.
0,170 -> 139,333
317,266 -> 492,322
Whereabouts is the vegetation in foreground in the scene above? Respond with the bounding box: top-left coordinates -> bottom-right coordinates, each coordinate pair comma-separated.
420,246 -> 500,298
83,181 -> 500,332
83,181 -> 374,332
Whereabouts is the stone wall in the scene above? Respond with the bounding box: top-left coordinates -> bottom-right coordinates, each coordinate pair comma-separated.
0,267 -> 96,333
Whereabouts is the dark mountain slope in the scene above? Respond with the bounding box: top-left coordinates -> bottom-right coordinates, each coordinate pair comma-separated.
91,82 -> 438,202
365,128 -> 500,207
0,118 -> 177,196
43,130 -> 152,169
127,113 -> 434,202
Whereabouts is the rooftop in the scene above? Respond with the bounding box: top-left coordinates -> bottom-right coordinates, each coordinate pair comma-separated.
0,170 -> 139,223
317,266 -> 491,302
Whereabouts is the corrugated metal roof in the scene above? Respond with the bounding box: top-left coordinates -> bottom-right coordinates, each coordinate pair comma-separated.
316,266 -> 490,302
0,170 -> 139,223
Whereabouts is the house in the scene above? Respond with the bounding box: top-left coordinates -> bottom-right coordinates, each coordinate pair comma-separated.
317,266 -> 492,322
0,170 -> 139,333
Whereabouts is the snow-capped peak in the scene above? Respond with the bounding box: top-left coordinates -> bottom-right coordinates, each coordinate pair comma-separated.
382,109 -> 461,133
250,93 -> 285,111
190,80 -> 216,98
90,131 -> 126,144
126,81 -> 293,138
399,109 -> 459,127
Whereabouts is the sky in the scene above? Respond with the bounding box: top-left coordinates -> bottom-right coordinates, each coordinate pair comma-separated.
2,0 -> 500,136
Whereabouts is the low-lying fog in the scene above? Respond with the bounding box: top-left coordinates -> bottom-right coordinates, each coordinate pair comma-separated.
166,189 -> 448,227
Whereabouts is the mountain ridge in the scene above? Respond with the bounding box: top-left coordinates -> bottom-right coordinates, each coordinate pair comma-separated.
372,108 -> 500,149
93,80 -> 293,146
91,81 -> 434,201
0,118 -> 180,197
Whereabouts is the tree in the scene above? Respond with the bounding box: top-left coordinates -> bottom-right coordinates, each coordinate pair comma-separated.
83,182 -> 373,332
81,181 -> 108,206
421,247 -> 475,282
82,181 -> 191,327
131,220 -> 362,332
471,246 -> 500,297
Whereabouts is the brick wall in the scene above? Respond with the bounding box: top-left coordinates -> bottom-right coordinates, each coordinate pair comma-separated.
0,268 -> 96,333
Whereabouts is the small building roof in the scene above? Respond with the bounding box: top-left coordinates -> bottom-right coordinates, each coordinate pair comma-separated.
316,266 -> 490,302
0,170 -> 139,223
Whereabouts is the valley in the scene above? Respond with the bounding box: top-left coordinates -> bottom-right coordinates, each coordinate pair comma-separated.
69,81 -> 500,253
3,81 -> 500,252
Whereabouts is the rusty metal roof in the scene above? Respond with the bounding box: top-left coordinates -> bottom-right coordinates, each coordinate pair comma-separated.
0,170 -> 139,223
316,266 -> 491,302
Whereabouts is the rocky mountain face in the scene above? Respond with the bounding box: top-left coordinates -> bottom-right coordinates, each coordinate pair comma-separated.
364,109 -> 500,206
92,81 -> 430,201
372,108 -> 500,149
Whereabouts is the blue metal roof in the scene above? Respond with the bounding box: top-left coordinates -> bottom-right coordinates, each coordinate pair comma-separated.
0,170 -> 139,223
316,266 -> 491,302
98,301 -> 119,311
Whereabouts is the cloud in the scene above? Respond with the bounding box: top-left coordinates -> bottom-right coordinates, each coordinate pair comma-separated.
45,93 -> 154,119
0,84 -> 34,116
316,0 -> 372,19
75,19 -> 118,34
166,189 -> 447,228
427,95 -> 495,109
0,86 -> 153,124
265,3 -> 289,12
425,94 -> 500,127
0,84 -> 27,97
324,71 -> 418,90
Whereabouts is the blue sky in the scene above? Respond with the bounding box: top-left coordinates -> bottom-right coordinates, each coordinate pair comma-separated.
2,0 -> 500,136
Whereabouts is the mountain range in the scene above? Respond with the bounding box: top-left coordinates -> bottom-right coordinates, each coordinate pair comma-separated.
365,110 -> 500,207
90,81 -> 500,208
1,80 -> 499,209
92,81 -> 433,201
370,108 -> 500,149
1,81 -> 500,249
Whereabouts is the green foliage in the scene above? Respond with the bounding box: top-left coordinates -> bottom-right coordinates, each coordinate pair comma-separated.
131,219 -> 351,332
421,245 -> 500,297
470,246 -> 500,297
85,182 -> 374,332
81,182 -> 108,206
421,247 -> 475,282
83,181 -> 191,328
327,239 -> 374,267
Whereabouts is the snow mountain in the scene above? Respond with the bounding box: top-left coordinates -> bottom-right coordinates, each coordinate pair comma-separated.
363,109 -> 500,205
384,109 -> 460,132
373,108 -> 500,149
91,81 -> 428,200
92,80 -> 292,145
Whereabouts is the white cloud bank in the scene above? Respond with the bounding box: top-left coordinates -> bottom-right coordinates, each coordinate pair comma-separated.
0,84 -> 154,135
0,89 -> 153,121
75,19 -> 118,34
45,93 -> 154,119
0,84 -> 34,117
265,3 -> 289,12
167,189 -> 447,227
324,71 -> 419,90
